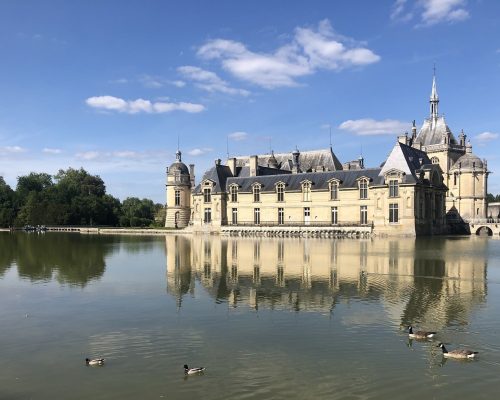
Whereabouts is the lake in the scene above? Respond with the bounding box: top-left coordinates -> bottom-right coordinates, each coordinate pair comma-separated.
1,232 -> 500,399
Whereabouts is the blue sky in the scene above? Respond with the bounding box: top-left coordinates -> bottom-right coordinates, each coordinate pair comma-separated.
0,0 -> 499,203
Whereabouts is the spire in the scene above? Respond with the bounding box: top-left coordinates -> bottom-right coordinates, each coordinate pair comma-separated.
430,67 -> 439,120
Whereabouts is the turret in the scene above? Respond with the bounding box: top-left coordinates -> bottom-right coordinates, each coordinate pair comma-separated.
165,150 -> 192,228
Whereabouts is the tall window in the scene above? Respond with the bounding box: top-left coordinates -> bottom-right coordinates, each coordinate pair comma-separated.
230,186 -> 238,202
204,208 -> 212,223
330,182 -> 338,200
277,183 -> 284,202
359,179 -> 368,199
304,207 -> 310,224
454,173 -> 458,186
389,203 -> 399,223
254,208 -> 260,224
331,206 -> 338,225
278,208 -> 284,225
253,185 -> 260,202
360,205 -> 368,225
203,188 -> 211,203
302,182 -> 311,201
389,180 -> 399,198
232,208 -> 238,225
174,190 -> 181,206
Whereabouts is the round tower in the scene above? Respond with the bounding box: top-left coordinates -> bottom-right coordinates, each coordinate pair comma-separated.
448,142 -> 488,220
165,150 -> 192,228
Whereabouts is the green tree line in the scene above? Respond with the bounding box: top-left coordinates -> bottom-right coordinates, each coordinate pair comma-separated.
0,168 -> 165,228
487,193 -> 500,203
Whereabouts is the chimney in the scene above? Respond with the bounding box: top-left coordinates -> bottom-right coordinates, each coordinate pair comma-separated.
215,158 -> 221,166
398,132 -> 408,145
292,148 -> 300,174
189,164 -> 195,188
411,120 -> 417,140
249,155 -> 258,177
227,157 -> 237,176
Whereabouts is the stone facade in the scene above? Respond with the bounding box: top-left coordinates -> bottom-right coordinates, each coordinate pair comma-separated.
164,76 -> 488,235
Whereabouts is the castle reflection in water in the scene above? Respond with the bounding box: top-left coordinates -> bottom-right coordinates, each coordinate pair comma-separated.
166,235 -> 487,327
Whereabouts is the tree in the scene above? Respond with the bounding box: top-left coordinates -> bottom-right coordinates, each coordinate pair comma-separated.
0,177 -> 15,227
487,193 -> 500,203
120,197 -> 156,227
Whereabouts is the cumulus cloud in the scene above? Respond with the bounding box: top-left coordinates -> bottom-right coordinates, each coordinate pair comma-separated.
85,96 -> 205,114
339,118 -> 410,136
43,148 -> 62,154
187,147 -> 213,156
178,66 -> 250,96
475,131 -> 498,143
228,131 -> 248,141
391,0 -> 470,26
196,19 -> 380,89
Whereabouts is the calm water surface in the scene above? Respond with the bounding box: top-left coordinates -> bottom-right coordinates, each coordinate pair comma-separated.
1,232 -> 499,399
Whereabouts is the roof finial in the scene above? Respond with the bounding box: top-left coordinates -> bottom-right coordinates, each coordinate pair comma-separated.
430,65 -> 439,120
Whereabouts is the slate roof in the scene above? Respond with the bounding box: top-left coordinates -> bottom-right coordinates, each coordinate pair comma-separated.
226,168 -> 383,192
234,148 -> 343,172
415,116 -> 457,146
380,142 -> 431,182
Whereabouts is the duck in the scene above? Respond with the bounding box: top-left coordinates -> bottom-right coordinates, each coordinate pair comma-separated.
437,343 -> 478,359
184,364 -> 205,374
86,358 -> 105,366
408,326 -> 437,339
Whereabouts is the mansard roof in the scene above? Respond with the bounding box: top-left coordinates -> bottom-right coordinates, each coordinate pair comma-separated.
194,164 -> 232,194
234,147 -> 343,172
415,116 -> 457,146
226,168 -> 383,193
380,142 -> 431,182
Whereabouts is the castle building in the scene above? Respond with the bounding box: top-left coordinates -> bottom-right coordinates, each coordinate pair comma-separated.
165,76 -> 488,235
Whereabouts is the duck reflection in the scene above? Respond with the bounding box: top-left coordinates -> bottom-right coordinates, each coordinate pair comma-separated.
166,235 -> 488,329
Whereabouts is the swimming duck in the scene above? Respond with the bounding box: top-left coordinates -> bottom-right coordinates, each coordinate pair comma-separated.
86,358 -> 105,366
408,326 -> 437,339
184,364 -> 205,374
437,343 -> 478,359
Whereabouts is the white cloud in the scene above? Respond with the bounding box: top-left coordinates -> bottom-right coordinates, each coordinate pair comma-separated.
169,80 -> 186,88
476,131 -> 499,143
339,118 -> 410,136
187,147 -> 213,156
43,148 -> 62,154
139,74 -> 165,89
420,0 -> 469,25
75,151 -> 100,160
0,146 -> 27,154
228,131 -> 248,141
178,66 -> 250,96
392,0 -> 470,26
109,78 -> 129,84
196,19 -> 380,89
85,95 -> 205,114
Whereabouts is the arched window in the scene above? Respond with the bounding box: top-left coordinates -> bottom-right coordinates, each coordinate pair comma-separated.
276,183 -> 285,202
302,182 -> 311,201
359,179 -> 368,199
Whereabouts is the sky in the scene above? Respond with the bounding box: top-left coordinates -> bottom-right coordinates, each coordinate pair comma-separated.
0,0 -> 499,203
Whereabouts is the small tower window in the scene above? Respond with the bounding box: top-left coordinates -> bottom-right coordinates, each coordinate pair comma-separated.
175,190 -> 181,206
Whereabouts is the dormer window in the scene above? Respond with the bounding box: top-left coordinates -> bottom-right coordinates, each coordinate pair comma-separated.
329,181 -> 339,200
302,181 -> 311,201
253,184 -> 261,202
230,185 -> 238,202
203,188 -> 211,203
359,179 -> 368,199
276,182 -> 285,202
431,157 -> 439,165
389,180 -> 399,198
